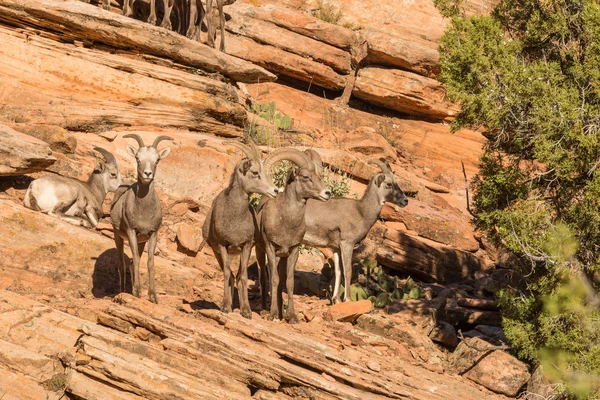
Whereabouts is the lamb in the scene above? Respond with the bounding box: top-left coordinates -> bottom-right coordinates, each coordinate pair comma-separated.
302,156 -> 409,303
24,147 -> 122,228
256,149 -> 331,323
202,140 -> 279,319
110,134 -> 173,304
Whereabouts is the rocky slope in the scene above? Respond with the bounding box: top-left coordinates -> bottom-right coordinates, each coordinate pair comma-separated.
0,0 -> 533,398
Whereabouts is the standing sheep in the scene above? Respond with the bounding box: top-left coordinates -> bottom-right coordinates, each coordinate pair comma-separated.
110,134 -> 173,304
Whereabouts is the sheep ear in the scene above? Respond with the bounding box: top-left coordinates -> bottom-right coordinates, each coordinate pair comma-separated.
126,145 -> 137,158
158,147 -> 171,159
375,174 -> 386,187
94,161 -> 105,173
240,159 -> 252,175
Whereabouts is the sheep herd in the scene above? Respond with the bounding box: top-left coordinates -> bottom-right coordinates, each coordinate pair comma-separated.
24,135 -> 409,323
93,0 -> 235,51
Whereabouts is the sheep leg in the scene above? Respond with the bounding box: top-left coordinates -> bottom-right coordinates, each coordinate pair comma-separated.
331,251 -> 342,304
122,0 -> 134,17
48,202 -> 92,228
146,233 -> 158,304
218,0 -> 225,51
159,0 -> 174,30
277,258 -> 286,320
236,242 -> 252,319
126,229 -> 142,298
206,0 -> 215,48
186,0 -> 199,39
265,242 -> 280,320
214,244 -> 233,313
148,0 -> 158,25
115,233 -> 127,293
340,242 -> 354,302
285,247 -> 300,324
256,246 -> 269,310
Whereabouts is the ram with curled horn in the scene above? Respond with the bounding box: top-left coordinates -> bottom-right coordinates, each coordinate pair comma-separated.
24,147 -> 122,228
110,133 -> 173,304
201,139 -> 279,319
302,155 -> 408,303
255,148 -> 331,323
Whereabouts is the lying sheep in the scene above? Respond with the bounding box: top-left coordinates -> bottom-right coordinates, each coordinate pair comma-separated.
24,147 -> 122,228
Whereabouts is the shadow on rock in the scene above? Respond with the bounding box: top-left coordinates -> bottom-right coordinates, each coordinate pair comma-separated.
92,248 -> 131,298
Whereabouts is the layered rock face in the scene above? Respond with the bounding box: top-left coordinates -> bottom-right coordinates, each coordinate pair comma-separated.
0,0 -> 531,398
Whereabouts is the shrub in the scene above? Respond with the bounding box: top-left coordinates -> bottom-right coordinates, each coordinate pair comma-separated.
437,0 -> 600,397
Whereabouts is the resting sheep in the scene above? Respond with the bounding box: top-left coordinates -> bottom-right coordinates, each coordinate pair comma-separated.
24,147 -> 122,228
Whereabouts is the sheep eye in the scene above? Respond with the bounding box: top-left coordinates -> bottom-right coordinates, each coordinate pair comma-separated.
386,183 -> 392,189
253,171 -> 260,177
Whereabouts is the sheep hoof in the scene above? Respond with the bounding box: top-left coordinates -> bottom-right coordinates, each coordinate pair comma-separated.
220,305 -> 232,314
149,292 -> 158,304
148,16 -> 157,25
240,308 -> 252,319
287,314 -> 299,324
132,287 -> 141,298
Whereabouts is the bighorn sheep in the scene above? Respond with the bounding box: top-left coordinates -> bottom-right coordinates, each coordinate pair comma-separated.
302,156 -> 408,303
24,147 -> 122,228
256,149 -> 331,323
110,134 -> 173,304
123,0 -> 175,29
202,140 -> 279,319
187,0 -> 236,51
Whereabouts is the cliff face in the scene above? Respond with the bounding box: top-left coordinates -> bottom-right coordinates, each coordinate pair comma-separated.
0,0 -> 530,398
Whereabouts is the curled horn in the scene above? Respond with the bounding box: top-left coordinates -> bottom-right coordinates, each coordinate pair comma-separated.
265,148 -> 312,171
93,147 -> 117,165
123,133 -> 145,148
303,149 -> 323,172
223,140 -> 257,159
247,139 -> 262,159
152,135 -> 174,149
368,158 -> 392,174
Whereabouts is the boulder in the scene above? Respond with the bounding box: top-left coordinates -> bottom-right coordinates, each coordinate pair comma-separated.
353,67 -> 459,121
443,298 -> 502,328
9,124 -> 77,154
451,338 -> 530,397
325,299 -> 373,322
176,223 -> 202,254
229,2 -> 356,51
381,199 -> 480,252
342,126 -> 397,161
226,12 -> 352,74
362,30 -> 440,78
428,321 -> 458,348
526,367 -> 558,400
0,124 -> 56,176
376,228 -> 489,284
225,33 -> 346,90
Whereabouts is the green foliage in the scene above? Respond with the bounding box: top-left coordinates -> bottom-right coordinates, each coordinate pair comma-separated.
438,0 -> 600,396
249,101 -> 293,130
313,0 -> 343,24
246,101 -> 293,146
